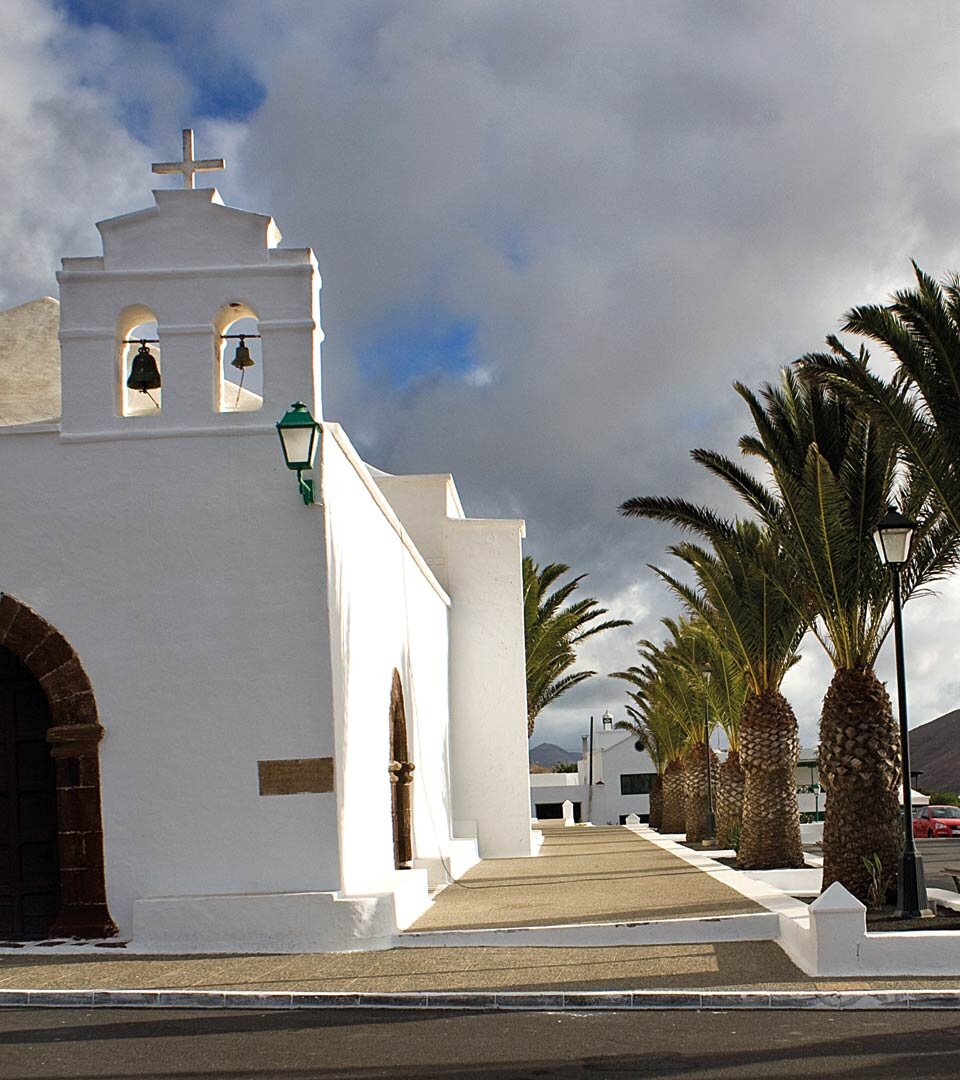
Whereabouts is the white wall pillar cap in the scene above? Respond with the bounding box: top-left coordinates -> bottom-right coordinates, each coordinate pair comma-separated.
810,881 -> 866,913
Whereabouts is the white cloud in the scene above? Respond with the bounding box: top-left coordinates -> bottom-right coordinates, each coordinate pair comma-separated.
0,2 -> 189,307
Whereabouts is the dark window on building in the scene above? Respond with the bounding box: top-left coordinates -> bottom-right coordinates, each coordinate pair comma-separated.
535,802 -> 582,822
620,773 -> 657,795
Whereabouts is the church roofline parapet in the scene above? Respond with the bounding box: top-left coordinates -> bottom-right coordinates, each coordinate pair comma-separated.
447,516 -> 526,538
372,472 -> 466,520
96,188 -> 279,242
85,188 -> 296,274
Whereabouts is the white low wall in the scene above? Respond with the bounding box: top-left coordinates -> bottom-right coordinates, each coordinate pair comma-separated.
783,883 -> 960,977
132,869 -> 433,955
631,825 -> 960,978
133,891 -> 397,954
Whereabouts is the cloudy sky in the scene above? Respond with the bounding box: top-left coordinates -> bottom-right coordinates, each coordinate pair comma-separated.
5,0 -> 960,751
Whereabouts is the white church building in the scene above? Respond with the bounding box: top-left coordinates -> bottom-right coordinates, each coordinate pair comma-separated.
0,132 -> 535,952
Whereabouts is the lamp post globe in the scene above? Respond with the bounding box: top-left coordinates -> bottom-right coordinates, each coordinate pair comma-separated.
873,505 -> 931,919
873,505 -> 915,566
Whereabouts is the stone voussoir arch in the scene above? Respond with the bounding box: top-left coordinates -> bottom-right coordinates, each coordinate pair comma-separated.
0,593 -> 117,938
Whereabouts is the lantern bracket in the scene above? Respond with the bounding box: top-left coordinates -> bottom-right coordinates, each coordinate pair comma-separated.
297,471 -> 315,506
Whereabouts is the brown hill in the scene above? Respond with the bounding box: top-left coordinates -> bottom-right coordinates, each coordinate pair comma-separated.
909,709 -> 960,794
529,742 -> 579,768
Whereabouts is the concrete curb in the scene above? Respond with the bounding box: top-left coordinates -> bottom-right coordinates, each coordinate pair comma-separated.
2,989 -> 960,1010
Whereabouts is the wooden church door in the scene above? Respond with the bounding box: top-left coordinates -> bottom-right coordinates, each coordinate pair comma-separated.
0,646 -> 60,939
388,670 -> 414,870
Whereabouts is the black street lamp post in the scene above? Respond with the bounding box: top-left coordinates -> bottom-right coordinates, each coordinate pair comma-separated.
873,506 -> 932,919
702,663 -> 716,842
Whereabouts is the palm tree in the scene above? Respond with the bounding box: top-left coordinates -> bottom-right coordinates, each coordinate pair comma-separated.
689,626 -> 748,850
655,618 -> 721,844
619,500 -> 807,868
613,669 -> 673,829
612,651 -> 688,833
694,368 -> 953,898
523,556 -> 631,737
799,264 -> 960,537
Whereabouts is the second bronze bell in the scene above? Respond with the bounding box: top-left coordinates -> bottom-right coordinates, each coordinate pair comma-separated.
126,342 -> 162,392
231,338 -> 255,371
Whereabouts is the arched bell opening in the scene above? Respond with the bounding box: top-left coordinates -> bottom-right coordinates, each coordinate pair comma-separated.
0,594 -> 116,940
117,305 -> 161,417
388,670 -> 414,870
214,301 -> 262,413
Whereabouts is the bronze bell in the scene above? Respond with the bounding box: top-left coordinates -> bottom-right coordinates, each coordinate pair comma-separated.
231,337 -> 255,370
126,342 -> 161,392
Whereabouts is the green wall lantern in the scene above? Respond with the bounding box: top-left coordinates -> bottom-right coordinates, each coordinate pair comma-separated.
276,401 -> 321,505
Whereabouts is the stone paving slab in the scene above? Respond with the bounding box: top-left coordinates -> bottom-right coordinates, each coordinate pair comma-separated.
410,825 -> 763,931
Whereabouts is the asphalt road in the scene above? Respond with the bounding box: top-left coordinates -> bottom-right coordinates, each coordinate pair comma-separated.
1,1007 -> 960,1080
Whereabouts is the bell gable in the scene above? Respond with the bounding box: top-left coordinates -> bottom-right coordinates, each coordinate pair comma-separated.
96,189 -> 282,272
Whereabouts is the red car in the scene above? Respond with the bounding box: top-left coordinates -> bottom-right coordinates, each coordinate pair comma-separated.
913,805 -> 960,838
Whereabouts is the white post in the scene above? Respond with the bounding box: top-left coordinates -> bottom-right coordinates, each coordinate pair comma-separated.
562,799 -> 575,827
809,881 -> 866,975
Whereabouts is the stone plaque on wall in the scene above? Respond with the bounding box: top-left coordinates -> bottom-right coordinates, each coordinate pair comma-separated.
258,757 -> 334,796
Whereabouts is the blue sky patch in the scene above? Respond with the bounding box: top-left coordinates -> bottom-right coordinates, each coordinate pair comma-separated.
359,308 -> 478,388
54,1 -> 266,127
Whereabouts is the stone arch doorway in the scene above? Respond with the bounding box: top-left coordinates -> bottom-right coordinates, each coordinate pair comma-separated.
0,595 -> 116,939
388,670 -> 414,870
0,648 -> 60,938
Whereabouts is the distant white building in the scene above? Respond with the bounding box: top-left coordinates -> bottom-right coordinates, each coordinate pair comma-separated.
530,721 -> 657,825
531,740 -> 928,833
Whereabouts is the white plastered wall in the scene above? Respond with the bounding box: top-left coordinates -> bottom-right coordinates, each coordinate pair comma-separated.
374,474 -> 533,858
322,426 -> 477,911
0,428 -> 341,938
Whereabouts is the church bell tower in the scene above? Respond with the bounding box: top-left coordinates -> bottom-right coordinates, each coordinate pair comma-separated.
56,130 -> 323,438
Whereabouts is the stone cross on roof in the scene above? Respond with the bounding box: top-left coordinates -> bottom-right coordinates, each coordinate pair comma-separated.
152,129 -> 225,190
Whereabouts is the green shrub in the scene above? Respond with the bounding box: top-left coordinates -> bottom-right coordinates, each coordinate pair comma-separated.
861,853 -> 895,910
924,790 -> 960,807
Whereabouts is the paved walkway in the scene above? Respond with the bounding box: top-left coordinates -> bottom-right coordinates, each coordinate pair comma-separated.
2,827 -> 960,995
410,824 -> 761,930
4,944 -> 960,994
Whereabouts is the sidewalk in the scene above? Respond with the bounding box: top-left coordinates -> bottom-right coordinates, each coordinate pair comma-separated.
410,824 -> 761,930
3,943 -> 960,995
1,825 -> 960,999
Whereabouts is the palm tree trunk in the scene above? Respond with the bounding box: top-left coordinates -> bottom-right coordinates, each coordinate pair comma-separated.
683,743 -> 718,843
737,689 -> 804,869
820,665 -> 902,902
661,758 -> 686,833
717,749 -> 745,850
648,775 -> 663,830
